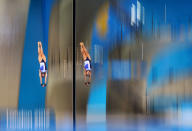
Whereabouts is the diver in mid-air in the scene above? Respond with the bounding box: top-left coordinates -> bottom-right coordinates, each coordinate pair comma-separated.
80,42 -> 92,86
38,41 -> 47,87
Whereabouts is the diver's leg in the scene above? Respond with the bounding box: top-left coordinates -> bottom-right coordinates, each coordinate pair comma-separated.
42,54 -> 46,63
38,53 -> 46,64
87,71 -> 91,85
38,56 -> 42,63
89,71 -> 91,83
84,69 -> 87,84
85,52 -> 91,61
38,42 -> 43,63
38,42 -> 42,55
83,45 -> 91,61
38,42 -> 46,63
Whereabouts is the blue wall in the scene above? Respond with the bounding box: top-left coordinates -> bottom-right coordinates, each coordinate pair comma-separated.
18,0 -> 55,109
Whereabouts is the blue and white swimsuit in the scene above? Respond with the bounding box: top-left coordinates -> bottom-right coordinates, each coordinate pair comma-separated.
84,58 -> 91,71
40,60 -> 47,73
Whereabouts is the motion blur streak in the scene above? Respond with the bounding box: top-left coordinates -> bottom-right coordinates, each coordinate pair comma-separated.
1,0 -> 192,130
19,0 -> 55,110
76,0 -> 192,130
0,0 -> 29,109
0,0 -> 74,130
96,3 -> 109,37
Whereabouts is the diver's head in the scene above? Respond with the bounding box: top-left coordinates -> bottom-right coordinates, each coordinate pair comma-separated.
41,72 -> 45,78
86,70 -> 91,76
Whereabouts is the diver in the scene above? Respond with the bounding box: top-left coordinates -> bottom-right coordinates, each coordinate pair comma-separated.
38,41 -> 47,87
80,42 -> 92,86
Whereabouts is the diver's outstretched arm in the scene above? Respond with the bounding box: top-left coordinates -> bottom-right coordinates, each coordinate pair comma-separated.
86,52 -> 91,61
83,45 -> 91,60
89,72 -> 91,83
84,69 -> 87,82
45,72 -> 47,84
80,44 -> 85,56
39,70 -> 42,85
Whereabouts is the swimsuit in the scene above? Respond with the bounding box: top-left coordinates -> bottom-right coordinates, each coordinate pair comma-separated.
84,57 -> 91,71
40,59 -> 47,73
